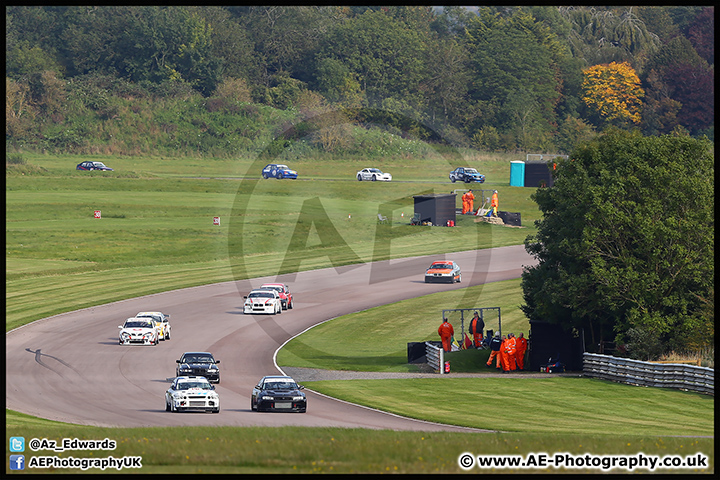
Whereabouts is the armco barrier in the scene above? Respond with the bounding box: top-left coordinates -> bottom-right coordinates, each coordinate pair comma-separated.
425,341 -> 445,374
583,353 -> 713,395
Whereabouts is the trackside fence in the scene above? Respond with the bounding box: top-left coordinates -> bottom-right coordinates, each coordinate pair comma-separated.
426,342 -> 445,374
583,353 -> 714,395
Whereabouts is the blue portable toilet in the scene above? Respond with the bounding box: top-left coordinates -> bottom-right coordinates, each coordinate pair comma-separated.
510,161 -> 525,187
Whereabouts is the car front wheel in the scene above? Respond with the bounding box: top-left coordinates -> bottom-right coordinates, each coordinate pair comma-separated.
357,175 -> 362,181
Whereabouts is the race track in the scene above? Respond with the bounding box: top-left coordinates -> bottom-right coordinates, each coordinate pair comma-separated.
6,245 -> 536,432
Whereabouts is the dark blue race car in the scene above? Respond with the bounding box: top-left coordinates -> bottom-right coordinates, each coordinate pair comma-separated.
449,167 -> 484,183
262,163 -> 298,179
77,161 -> 114,171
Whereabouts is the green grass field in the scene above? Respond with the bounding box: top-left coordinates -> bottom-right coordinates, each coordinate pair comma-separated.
6,152 -> 537,330
277,280 -> 531,372
5,153 -> 714,474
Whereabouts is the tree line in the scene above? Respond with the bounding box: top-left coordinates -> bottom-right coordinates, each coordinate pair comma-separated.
5,6 -> 715,154
522,129 -> 714,359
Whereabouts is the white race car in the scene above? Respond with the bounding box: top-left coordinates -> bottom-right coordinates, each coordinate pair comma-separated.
243,289 -> 282,315
135,311 -> 171,340
356,168 -> 392,182
165,376 -> 220,413
118,318 -> 159,345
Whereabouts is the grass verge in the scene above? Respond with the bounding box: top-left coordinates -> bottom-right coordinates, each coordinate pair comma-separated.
6,410 -> 714,474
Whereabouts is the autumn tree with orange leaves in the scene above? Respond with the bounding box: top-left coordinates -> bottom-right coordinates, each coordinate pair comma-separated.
582,61 -> 645,127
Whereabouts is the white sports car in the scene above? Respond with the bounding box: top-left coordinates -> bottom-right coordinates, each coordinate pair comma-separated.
165,376 -> 220,413
356,168 -> 392,182
135,311 -> 171,340
243,289 -> 282,315
118,318 -> 159,345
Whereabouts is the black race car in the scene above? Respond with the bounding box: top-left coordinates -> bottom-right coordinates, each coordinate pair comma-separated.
76,161 -> 114,171
251,375 -> 307,413
175,352 -> 221,383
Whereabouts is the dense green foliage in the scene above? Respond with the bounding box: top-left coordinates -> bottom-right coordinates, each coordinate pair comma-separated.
6,6 -> 714,157
521,130 -> 714,358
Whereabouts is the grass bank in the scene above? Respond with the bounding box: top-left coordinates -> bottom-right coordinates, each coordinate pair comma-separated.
6,411 -> 713,474
277,279 -> 529,372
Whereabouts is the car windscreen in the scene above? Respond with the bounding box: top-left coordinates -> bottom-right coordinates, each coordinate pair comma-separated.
264,382 -> 297,390
249,292 -> 274,298
465,168 -> 478,173
176,381 -> 212,390
182,355 -> 214,363
124,321 -> 152,328
430,264 -> 451,269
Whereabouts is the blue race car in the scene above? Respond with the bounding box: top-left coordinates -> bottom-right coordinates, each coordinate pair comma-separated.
262,163 -> 298,179
77,161 -> 114,171
449,167 -> 484,183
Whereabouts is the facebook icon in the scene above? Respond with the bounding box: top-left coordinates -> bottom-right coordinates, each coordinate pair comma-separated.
10,454 -> 25,470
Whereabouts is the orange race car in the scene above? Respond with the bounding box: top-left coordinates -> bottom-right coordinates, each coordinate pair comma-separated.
424,260 -> 462,284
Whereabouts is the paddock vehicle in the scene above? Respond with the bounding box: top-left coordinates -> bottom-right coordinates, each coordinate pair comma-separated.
262,163 -> 298,179
251,375 -> 307,413
449,167 -> 485,183
77,161 -> 113,171
356,167 -> 392,182
165,376 -> 219,413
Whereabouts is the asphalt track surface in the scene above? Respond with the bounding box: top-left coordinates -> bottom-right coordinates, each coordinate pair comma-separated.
6,245 -> 537,432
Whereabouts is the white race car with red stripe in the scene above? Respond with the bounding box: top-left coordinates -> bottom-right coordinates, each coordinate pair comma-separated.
243,289 -> 282,315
